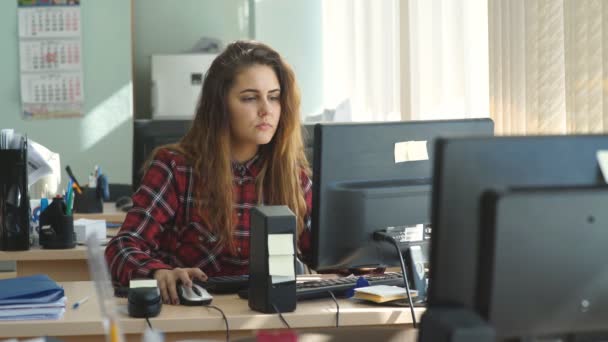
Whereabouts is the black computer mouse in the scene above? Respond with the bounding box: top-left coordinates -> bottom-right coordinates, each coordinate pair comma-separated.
115,196 -> 133,212
128,287 -> 162,318
177,283 -> 213,306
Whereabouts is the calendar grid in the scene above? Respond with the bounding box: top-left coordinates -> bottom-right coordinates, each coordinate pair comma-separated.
18,1 -> 83,119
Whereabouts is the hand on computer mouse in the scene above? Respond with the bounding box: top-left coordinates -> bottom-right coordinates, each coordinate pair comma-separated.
177,282 -> 213,306
153,267 -> 208,305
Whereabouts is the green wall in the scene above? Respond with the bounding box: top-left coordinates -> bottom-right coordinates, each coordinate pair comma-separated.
0,0 -> 133,188
133,0 -> 250,117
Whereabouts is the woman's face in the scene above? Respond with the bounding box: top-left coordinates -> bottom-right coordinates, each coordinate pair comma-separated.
227,64 -> 281,161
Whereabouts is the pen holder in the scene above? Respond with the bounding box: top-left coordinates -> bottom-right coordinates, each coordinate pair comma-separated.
73,186 -> 103,214
39,198 -> 76,249
0,139 -> 30,251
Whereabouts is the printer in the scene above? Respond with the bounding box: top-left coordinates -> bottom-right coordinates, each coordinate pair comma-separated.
150,54 -> 217,119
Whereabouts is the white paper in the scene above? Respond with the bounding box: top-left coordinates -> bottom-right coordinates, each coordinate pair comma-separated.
21,73 -> 83,118
269,255 -> 295,284
354,285 -> 417,297
18,4 -> 84,119
597,151 -> 608,183
268,234 -> 294,255
18,6 -> 81,38
74,218 -> 107,243
0,296 -> 65,321
0,129 -> 14,149
27,139 -> 61,187
394,140 -> 429,163
20,40 -> 82,72
130,279 -> 158,289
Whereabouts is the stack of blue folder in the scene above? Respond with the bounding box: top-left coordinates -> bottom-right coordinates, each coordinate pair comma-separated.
0,274 -> 66,320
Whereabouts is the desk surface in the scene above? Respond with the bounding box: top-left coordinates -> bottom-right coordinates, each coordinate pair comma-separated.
73,202 -> 127,223
0,227 -> 118,262
0,281 -> 422,340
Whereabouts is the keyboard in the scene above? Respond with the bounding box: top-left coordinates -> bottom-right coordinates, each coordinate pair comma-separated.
294,272 -> 408,300
196,274 -> 250,294
196,272 -> 424,303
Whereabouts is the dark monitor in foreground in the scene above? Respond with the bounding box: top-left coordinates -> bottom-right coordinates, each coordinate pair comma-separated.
132,119 -> 192,191
310,118 -> 494,271
478,185 -> 608,339
427,135 -> 608,338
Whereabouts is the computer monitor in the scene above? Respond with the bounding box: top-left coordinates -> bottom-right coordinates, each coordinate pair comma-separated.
302,123 -> 315,166
310,119 -> 494,271
477,185 -> 608,339
428,135 -> 608,336
132,119 -> 192,191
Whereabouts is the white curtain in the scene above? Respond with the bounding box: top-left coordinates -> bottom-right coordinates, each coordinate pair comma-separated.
489,0 -> 608,135
401,0 -> 489,121
321,0 -> 401,121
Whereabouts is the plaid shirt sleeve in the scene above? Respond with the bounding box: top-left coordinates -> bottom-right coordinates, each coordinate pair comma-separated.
297,169 -> 313,263
104,149 -> 180,286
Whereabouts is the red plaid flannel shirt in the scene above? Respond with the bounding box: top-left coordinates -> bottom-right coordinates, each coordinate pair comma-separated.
105,148 -> 312,286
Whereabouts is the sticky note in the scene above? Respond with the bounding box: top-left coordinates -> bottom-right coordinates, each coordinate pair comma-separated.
269,255 -> 295,284
597,151 -> 608,183
394,140 -> 429,163
268,234 -> 294,255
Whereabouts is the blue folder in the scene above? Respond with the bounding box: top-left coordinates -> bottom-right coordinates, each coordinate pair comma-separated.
0,274 -> 64,305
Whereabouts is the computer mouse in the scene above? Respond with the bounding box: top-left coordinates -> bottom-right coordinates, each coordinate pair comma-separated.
115,196 -> 133,212
178,283 -> 213,306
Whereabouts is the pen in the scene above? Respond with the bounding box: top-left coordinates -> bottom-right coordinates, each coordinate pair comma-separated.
65,165 -> 83,194
72,296 -> 90,309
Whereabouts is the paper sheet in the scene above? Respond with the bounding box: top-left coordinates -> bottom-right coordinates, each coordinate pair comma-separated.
18,2 -> 84,119
394,140 -> 429,163
268,234 -> 294,255
597,151 -> 608,183
268,233 -> 295,284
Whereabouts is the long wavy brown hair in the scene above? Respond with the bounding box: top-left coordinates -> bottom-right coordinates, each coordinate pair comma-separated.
158,41 -> 310,255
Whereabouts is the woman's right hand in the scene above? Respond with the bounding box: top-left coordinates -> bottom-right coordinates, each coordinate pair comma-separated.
153,268 -> 208,305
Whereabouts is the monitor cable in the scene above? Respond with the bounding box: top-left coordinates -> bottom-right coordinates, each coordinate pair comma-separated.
327,290 -> 340,327
207,305 -> 230,342
272,303 -> 292,329
145,316 -> 153,329
373,231 -> 418,328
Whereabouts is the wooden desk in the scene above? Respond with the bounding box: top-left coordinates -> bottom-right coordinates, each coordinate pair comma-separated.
0,246 -> 91,281
0,203 -> 123,281
0,282 -> 421,342
74,202 -> 127,223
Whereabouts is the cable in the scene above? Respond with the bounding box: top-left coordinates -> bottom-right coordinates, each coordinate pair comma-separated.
145,316 -> 152,329
272,303 -> 291,329
373,231 -> 418,328
327,290 -> 340,327
207,305 -> 230,342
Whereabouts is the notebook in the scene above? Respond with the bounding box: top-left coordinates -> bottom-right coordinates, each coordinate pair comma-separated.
353,285 -> 417,303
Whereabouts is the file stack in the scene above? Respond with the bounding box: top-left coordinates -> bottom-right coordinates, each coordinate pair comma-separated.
0,274 -> 66,320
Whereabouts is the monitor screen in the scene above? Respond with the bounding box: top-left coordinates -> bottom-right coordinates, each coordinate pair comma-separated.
310,119 -> 494,271
428,135 -> 608,314
132,119 -> 192,191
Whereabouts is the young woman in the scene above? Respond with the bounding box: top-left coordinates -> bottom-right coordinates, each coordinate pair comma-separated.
105,41 -> 312,305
